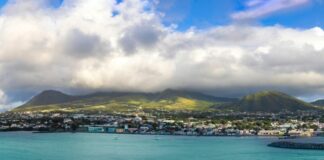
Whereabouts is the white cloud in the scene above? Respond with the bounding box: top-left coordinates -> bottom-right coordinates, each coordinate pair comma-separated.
232,0 -> 310,20
0,0 -> 323,105
0,90 -> 6,104
246,0 -> 264,7
0,89 -> 23,112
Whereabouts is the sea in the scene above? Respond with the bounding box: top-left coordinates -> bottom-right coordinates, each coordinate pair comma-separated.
0,132 -> 323,160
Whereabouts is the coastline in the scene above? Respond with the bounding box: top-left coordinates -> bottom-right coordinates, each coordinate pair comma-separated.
3,131 -> 324,151
0,130 -> 319,138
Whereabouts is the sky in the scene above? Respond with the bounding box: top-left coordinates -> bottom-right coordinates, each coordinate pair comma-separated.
0,0 -> 323,111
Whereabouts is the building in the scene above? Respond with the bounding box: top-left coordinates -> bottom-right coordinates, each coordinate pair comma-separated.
107,127 -> 116,133
258,130 -> 283,136
88,126 -> 105,133
116,128 -> 125,133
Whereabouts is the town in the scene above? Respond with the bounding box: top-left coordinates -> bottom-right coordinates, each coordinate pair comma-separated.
1,111 -> 324,137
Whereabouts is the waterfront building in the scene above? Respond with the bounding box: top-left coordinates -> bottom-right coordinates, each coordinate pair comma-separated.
258,130 -> 283,136
107,127 -> 116,133
116,128 -> 125,133
127,128 -> 138,133
88,126 -> 105,133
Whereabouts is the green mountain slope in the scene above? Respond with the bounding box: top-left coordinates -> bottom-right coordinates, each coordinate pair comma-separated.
230,91 -> 316,112
14,90 -> 318,113
21,90 -> 80,107
311,99 -> 324,106
13,89 -> 237,113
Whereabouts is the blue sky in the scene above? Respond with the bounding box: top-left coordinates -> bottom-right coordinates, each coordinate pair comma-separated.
156,0 -> 324,30
0,0 -> 64,9
0,0 -> 6,7
1,0 -> 323,30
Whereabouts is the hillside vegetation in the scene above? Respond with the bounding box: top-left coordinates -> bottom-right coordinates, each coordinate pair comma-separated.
312,99 -> 324,106
13,90 -> 321,113
232,91 -> 316,112
13,89 -> 236,113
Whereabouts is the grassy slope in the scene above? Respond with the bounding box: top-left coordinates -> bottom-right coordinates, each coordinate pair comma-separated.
236,91 -> 316,112
312,99 -> 324,106
16,90 -> 318,113
12,96 -> 219,113
13,89 -> 234,113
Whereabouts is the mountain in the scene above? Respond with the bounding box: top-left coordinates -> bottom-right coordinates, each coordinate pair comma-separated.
227,91 -> 316,112
13,89 -> 319,113
13,89 -> 237,113
153,89 -> 237,102
22,90 -> 80,107
311,99 -> 324,106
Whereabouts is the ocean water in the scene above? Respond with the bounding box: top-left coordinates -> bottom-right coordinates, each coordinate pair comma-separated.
0,132 -> 323,160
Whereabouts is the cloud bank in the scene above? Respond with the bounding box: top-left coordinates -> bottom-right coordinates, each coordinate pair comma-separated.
0,0 -> 324,110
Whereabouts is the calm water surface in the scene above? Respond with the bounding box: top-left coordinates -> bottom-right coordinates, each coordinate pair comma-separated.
0,132 -> 323,160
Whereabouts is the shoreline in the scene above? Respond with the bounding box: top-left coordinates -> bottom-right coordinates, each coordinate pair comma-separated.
0,130 -> 321,138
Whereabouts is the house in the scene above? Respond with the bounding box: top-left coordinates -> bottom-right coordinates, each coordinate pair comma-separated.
107,127 -> 116,133
88,126 -> 105,133
127,128 -> 138,133
63,118 -> 72,124
258,130 -> 282,136
116,128 -> 125,133
289,129 -> 314,137
73,114 -> 85,119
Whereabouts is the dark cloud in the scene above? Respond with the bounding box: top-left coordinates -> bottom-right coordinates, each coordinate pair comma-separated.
119,24 -> 162,54
63,29 -> 105,57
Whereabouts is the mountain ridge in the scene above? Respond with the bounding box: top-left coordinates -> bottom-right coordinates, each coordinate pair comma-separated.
13,89 -> 320,113
22,90 -> 79,107
13,89 -> 238,113
232,90 -> 316,112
